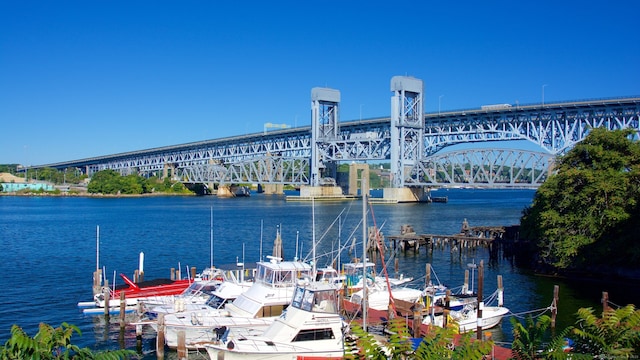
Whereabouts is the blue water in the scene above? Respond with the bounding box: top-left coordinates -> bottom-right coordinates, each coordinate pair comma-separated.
0,189 -> 636,356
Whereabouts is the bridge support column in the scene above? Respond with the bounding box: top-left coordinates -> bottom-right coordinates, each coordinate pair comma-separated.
262,184 -> 284,195
217,185 -> 233,198
299,185 -> 344,199
382,187 -> 430,203
348,163 -> 369,196
163,164 -> 175,179
311,87 -> 341,187
390,76 -> 424,187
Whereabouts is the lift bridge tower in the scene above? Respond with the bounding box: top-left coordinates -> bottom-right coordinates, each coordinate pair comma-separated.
387,76 -> 430,202
310,87 -> 340,187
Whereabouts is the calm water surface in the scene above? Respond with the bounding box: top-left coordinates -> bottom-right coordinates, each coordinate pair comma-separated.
0,189 -> 636,356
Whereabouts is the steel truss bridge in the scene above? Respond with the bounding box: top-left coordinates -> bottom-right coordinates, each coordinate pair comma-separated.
37,77 -> 640,189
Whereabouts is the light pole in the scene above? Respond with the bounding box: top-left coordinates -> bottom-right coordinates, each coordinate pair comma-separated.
438,95 -> 444,115
542,84 -> 548,107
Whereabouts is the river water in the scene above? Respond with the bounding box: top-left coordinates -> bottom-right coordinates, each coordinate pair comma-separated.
0,189 -> 636,356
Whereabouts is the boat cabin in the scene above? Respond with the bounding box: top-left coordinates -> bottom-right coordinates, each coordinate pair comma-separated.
223,258 -> 313,318
343,261 -> 376,287
290,282 -> 339,314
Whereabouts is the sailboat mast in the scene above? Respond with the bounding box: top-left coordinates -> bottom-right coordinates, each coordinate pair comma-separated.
210,206 -> 214,269
362,177 -> 368,332
96,225 -> 100,273
312,197 -> 316,276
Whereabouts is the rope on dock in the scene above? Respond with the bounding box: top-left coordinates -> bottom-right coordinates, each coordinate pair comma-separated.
507,304 -> 553,319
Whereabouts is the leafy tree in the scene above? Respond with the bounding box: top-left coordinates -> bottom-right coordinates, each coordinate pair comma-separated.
87,170 -> 121,194
520,128 -> 640,270
0,322 -> 137,359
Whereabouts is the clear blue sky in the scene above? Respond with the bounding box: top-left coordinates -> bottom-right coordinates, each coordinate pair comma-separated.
1,1 -> 639,166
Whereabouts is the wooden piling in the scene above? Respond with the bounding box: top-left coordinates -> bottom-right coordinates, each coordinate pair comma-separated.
177,330 -> 187,359
156,314 -> 165,359
119,292 -> 126,329
551,285 -> 559,330
134,269 -> 139,283
412,302 -> 423,337
476,260 -> 484,340
497,275 -> 503,306
171,268 -> 176,281
190,266 -> 197,280
103,287 -> 110,317
425,263 -> 431,287
602,291 -> 609,314
443,289 -> 451,328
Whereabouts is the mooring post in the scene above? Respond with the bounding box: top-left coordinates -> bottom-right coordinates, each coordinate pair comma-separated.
177,330 -> 187,359
476,260 -> 484,340
412,302 -> 423,337
119,292 -> 126,329
443,289 -> 451,328
157,314 -> 165,359
103,287 -> 110,317
602,291 -> 609,314
497,275 -> 503,307
551,285 -> 559,330
425,263 -> 431,288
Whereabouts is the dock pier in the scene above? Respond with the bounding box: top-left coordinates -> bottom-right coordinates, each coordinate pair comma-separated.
386,220 -> 511,258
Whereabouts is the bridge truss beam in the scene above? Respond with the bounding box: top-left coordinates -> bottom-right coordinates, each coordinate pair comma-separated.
424,101 -> 640,156
177,156 -> 309,185
408,148 -> 553,188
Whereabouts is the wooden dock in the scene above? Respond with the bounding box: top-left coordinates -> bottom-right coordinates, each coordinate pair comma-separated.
385,220 -> 510,257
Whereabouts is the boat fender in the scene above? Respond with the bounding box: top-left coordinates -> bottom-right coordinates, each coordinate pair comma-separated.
227,340 -> 235,350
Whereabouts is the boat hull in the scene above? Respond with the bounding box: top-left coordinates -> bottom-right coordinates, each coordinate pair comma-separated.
423,306 -> 509,333
206,344 -> 344,360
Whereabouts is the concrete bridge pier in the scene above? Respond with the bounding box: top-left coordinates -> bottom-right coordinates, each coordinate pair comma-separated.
217,185 -> 234,198
382,187 -> 430,203
299,185 -> 344,199
261,183 -> 284,195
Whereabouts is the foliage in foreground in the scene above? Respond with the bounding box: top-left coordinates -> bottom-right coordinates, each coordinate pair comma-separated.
1,322 -> 137,359
344,318 -> 493,360
520,128 -> 640,271
510,304 -> 640,359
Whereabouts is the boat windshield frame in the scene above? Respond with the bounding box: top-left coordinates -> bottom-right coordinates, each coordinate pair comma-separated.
291,285 -> 338,314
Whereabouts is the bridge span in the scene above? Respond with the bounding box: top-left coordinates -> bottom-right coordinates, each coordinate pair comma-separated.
31,76 -> 640,198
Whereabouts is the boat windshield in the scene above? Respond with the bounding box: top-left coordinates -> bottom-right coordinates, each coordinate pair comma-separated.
291,286 -> 337,314
205,294 -> 228,309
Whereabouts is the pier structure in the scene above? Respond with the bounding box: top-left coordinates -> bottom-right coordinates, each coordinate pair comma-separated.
385,221 -> 508,256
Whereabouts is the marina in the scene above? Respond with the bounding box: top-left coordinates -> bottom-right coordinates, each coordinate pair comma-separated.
1,189 -> 637,359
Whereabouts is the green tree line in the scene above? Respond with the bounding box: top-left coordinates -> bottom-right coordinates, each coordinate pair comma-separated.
87,170 -> 192,195
519,128 -> 640,274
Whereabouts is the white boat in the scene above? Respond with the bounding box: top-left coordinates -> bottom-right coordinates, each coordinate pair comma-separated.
204,281 -> 345,360
342,261 -> 412,291
422,303 -> 510,333
151,257 -> 314,349
347,280 -> 423,312
142,279 -> 252,320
